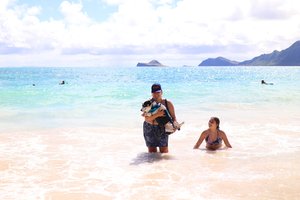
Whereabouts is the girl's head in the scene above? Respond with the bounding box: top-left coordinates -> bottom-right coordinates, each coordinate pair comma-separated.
208,117 -> 220,130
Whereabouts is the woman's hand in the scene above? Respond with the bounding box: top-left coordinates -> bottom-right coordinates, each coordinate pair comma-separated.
144,109 -> 165,122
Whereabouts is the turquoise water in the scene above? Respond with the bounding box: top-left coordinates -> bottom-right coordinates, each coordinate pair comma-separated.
1,66 -> 300,131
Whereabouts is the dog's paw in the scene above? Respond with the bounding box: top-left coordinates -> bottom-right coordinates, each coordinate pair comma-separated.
141,112 -> 151,117
174,121 -> 184,130
165,123 -> 175,133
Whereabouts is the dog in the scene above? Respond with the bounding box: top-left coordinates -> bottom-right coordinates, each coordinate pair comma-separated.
141,99 -> 184,134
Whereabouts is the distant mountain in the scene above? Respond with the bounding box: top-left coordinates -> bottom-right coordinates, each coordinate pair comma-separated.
199,41 -> 300,66
239,41 -> 300,66
137,60 -> 166,67
199,57 -> 239,66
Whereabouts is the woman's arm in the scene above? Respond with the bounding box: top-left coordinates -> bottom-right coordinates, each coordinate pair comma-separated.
144,109 -> 165,122
166,100 -> 177,122
193,131 -> 208,149
219,131 -> 232,148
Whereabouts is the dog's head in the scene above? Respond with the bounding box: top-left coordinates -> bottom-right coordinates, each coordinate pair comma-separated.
141,99 -> 154,113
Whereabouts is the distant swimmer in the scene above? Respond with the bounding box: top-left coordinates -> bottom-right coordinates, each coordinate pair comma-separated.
59,80 -> 65,85
261,80 -> 274,85
193,117 -> 232,150
32,84 -> 35,86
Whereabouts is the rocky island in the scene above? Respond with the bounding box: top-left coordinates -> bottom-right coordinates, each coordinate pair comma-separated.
136,60 -> 166,67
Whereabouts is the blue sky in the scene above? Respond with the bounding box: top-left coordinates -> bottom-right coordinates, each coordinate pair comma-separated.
0,0 -> 299,67
16,0 -> 118,21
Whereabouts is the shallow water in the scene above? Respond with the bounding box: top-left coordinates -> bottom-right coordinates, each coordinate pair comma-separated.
0,66 -> 300,199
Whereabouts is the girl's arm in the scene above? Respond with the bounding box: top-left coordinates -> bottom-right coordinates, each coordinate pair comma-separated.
193,131 -> 208,149
220,131 -> 232,148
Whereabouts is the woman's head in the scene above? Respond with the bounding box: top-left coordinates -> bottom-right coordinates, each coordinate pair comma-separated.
208,117 -> 220,130
151,83 -> 163,99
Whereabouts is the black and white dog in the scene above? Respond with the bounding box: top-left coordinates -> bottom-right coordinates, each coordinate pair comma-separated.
141,99 -> 184,134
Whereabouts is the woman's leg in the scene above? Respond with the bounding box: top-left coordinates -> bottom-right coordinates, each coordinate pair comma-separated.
158,129 -> 169,153
159,147 -> 168,153
144,122 -> 158,152
148,147 -> 158,153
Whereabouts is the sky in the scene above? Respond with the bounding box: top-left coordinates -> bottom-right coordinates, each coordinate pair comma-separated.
0,0 -> 299,67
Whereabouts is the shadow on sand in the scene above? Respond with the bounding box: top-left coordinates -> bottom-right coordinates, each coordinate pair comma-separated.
130,152 -> 175,165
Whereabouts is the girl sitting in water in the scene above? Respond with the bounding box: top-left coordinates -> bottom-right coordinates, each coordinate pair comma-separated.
193,117 -> 232,150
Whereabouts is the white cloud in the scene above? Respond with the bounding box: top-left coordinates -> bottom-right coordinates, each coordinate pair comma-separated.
59,1 -> 91,25
26,6 -> 41,16
250,0 -> 295,20
0,0 -> 300,66
0,0 -> 14,11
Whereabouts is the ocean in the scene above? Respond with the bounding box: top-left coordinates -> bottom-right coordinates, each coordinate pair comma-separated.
0,66 -> 300,199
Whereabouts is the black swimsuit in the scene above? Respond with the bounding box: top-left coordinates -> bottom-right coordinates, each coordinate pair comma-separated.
205,131 -> 222,145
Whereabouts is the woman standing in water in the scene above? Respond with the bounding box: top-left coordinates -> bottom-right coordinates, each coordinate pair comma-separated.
193,117 -> 232,150
142,83 -> 178,153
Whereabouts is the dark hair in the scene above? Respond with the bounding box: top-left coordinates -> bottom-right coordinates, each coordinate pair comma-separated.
211,117 -> 220,129
151,83 -> 162,93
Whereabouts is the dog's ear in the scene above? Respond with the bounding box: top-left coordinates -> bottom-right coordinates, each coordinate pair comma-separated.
142,101 -> 147,107
142,100 -> 152,107
142,102 -> 146,107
